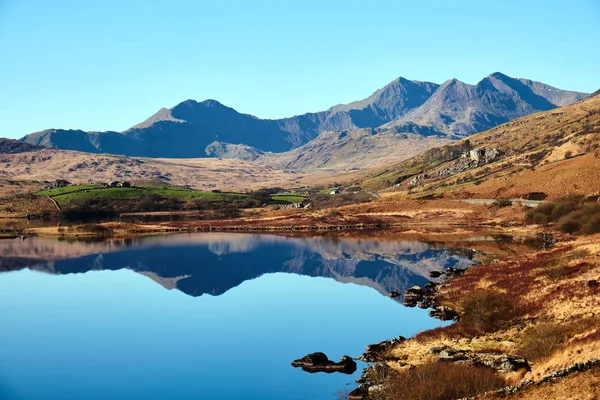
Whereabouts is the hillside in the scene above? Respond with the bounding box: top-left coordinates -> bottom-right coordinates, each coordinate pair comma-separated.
258,130 -> 451,171
0,149 -> 307,191
21,73 -> 587,159
361,92 -> 600,199
0,138 -> 45,154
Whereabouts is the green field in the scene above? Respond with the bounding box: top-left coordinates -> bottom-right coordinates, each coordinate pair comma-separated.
270,194 -> 307,203
35,185 -> 306,207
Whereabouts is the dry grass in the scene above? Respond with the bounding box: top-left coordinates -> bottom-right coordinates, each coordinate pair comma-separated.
0,150 -> 314,192
376,361 -> 505,400
481,365 -> 600,400
382,233 -> 600,399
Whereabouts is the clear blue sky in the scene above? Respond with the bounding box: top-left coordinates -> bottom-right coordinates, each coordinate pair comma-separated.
1,0 -> 599,139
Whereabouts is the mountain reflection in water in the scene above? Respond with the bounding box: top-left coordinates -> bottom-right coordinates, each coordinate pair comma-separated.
0,233 -> 474,298
0,232 -> 477,400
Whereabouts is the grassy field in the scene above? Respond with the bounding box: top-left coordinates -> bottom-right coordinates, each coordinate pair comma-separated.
270,194 -> 307,203
34,185 -> 305,207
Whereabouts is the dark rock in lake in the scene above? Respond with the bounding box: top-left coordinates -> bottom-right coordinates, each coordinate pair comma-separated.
291,352 -> 357,374
429,270 -> 443,278
429,305 -> 460,321
403,285 -> 424,307
444,267 -> 467,278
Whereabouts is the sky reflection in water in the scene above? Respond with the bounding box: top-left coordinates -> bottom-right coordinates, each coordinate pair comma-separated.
0,233 -> 471,400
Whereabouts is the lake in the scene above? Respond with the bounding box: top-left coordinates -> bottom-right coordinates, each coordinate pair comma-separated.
0,233 -> 474,400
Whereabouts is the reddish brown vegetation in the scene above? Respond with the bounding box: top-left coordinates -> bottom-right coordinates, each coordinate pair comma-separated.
378,362 -> 505,400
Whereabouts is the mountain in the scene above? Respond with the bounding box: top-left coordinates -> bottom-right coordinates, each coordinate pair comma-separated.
257,130 -> 452,171
383,72 -> 588,137
359,88 -> 600,198
0,138 -> 45,154
21,73 -> 588,159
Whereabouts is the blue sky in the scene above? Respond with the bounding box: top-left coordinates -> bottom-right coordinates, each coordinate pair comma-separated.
1,0 -> 599,139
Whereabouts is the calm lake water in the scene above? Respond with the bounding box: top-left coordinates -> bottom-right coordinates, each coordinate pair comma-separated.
0,233 -> 474,400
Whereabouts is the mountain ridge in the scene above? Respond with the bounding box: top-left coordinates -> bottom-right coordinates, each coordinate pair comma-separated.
21,73 -> 589,159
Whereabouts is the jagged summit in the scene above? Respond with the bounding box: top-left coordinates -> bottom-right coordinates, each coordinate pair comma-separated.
21,73 -> 589,158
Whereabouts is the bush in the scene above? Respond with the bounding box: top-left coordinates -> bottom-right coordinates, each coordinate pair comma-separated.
460,289 -> 516,334
379,361 -> 505,400
525,196 -> 600,234
557,214 -> 582,234
519,323 -> 566,361
524,192 -> 548,201
247,190 -> 273,205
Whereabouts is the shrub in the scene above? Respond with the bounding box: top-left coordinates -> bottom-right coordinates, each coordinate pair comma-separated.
524,192 -> 548,201
581,211 -> 600,234
542,258 -> 571,281
379,361 -> 505,400
460,289 -> 516,334
247,190 -> 273,205
525,196 -> 600,235
519,323 -> 567,361
557,214 -> 581,234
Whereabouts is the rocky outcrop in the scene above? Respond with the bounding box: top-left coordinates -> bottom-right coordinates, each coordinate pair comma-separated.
44,179 -> 71,189
495,357 -> 600,396
428,305 -> 460,321
408,174 -> 429,187
359,336 -> 406,362
437,147 -> 502,176
403,281 -> 460,321
436,348 -> 529,372
403,282 -> 438,308
291,352 -> 357,374
350,363 -> 394,400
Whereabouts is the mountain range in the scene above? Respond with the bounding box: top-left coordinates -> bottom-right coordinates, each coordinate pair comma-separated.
21,73 -> 588,161
0,234 -> 474,299
359,86 -> 600,196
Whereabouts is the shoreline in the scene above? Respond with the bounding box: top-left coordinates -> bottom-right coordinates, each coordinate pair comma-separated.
2,200 -> 599,398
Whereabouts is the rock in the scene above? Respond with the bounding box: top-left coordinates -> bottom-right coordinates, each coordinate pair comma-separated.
438,147 -> 502,176
403,285 -> 424,307
445,267 -> 467,278
429,270 -> 443,278
348,386 -> 367,400
429,306 -> 460,321
473,353 -> 529,372
586,279 -> 598,289
408,174 -> 429,187
536,232 -> 556,249
368,384 -> 384,395
438,349 -> 530,372
291,352 -> 357,374
439,348 -> 469,362
356,363 -> 393,385
484,148 -> 501,163
360,337 -> 405,362
389,289 -> 400,298
46,179 -> 71,189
